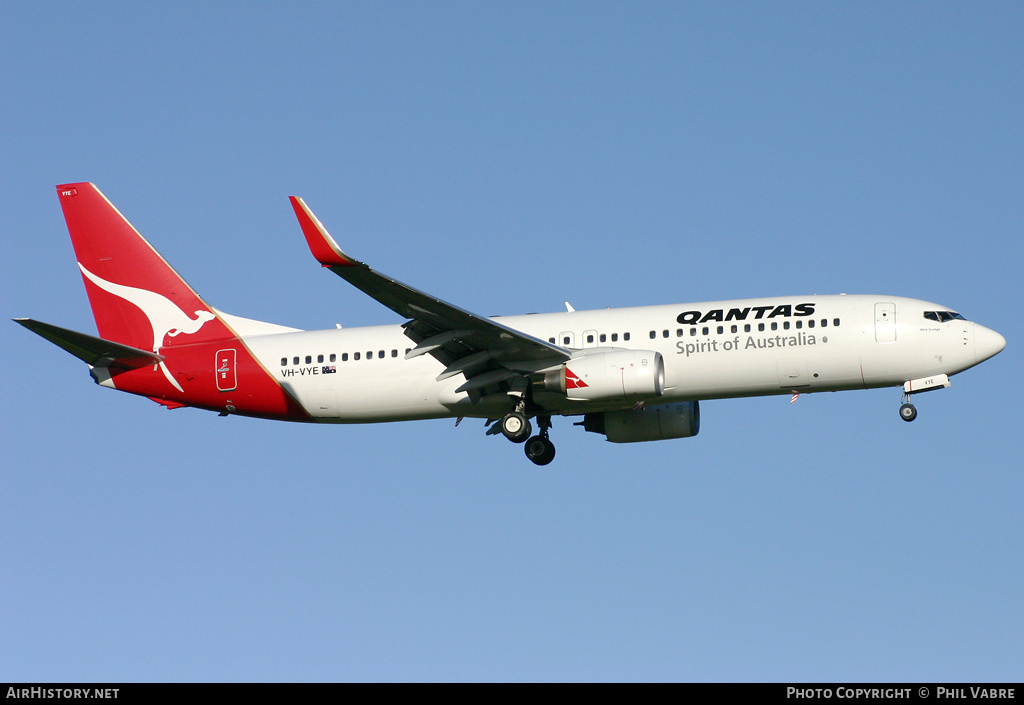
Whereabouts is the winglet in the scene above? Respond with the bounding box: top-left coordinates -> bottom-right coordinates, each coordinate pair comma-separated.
289,196 -> 360,267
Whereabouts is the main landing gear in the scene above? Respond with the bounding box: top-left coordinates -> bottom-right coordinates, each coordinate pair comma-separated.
500,411 -> 532,443
497,411 -> 556,466
496,381 -> 556,466
524,416 -> 556,466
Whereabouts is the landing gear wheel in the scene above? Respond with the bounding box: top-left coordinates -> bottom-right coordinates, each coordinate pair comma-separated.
524,435 -> 556,466
501,412 -> 532,443
899,403 -> 918,422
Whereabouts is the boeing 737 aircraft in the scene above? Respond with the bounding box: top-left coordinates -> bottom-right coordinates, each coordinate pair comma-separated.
16,183 -> 1006,465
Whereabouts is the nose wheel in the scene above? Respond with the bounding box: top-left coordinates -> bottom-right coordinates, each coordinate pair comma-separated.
899,390 -> 918,422
899,402 -> 918,422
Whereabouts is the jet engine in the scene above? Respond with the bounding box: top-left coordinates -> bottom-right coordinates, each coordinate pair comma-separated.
538,350 -> 665,402
580,401 -> 700,443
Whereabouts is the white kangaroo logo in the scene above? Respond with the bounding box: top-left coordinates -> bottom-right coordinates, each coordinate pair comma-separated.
79,264 -> 216,392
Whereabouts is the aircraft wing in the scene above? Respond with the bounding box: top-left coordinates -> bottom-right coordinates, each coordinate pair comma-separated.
290,197 -> 570,390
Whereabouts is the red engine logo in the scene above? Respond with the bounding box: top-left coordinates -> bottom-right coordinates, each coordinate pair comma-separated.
565,367 -> 588,389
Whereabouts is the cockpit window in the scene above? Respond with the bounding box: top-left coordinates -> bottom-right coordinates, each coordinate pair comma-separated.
924,311 -> 965,323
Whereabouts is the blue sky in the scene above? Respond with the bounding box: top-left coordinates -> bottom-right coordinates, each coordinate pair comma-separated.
2,2 -> 1021,682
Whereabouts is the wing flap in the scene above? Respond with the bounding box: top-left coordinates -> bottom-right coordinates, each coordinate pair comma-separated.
405,329 -> 472,359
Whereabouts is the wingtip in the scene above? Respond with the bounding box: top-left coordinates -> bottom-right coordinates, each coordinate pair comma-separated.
289,196 -> 359,267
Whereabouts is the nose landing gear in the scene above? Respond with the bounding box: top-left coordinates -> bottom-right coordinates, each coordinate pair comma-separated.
899,401 -> 918,422
898,374 -> 951,422
899,388 -> 919,422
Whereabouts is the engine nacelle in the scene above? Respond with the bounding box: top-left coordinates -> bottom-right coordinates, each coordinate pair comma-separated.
581,401 -> 700,443
541,350 -> 665,402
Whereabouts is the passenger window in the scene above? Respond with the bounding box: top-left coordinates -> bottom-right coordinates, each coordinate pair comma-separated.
690,328 -> 697,337
820,319 -> 828,328
378,350 -> 385,358
563,336 -> 570,345
318,354 -> 324,363
663,330 -> 669,338
744,324 -> 751,333
783,321 -> 790,330
392,349 -> 398,358
293,356 -> 300,365
366,351 -> 372,359
808,320 -> 815,329
611,333 -> 618,342
731,325 -> 738,334
305,355 -> 312,364
281,358 -> 287,366
771,322 -> 778,331
717,326 -> 724,334
624,333 -> 630,341
354,352 -> 360,360
342,353 -> 349,362
702,327 -> 709,336
549,337 -> 556,343
600,334 -> 607,343
758,323 -> 765,332
587,334 -> 594,343
833,318 -> 840,327
650,331 -> 656,339
795,320 -> 802,329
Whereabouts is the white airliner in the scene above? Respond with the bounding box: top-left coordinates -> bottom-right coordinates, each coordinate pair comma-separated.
16,183 -> 1006,465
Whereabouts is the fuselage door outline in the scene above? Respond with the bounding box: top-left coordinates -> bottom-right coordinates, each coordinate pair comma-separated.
875,302 -> 896,344
216,348 -> 237,392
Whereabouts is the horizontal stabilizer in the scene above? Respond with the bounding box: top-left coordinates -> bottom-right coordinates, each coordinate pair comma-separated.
14,318 -> 164,369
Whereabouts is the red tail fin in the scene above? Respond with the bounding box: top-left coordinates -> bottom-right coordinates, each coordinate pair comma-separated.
56,183 -> 229,353
48,184 -> 309,419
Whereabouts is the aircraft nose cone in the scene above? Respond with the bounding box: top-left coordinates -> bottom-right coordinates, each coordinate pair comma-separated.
974,323 -> 1006,363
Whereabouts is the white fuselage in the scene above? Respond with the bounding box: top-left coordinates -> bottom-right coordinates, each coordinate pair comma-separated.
237,294 -> 1001,423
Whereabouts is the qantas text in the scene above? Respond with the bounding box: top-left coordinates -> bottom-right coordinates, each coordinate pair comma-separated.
676,303 -> 815,325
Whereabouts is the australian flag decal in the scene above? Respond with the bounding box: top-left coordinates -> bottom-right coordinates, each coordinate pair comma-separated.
322,365 -> 336,374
